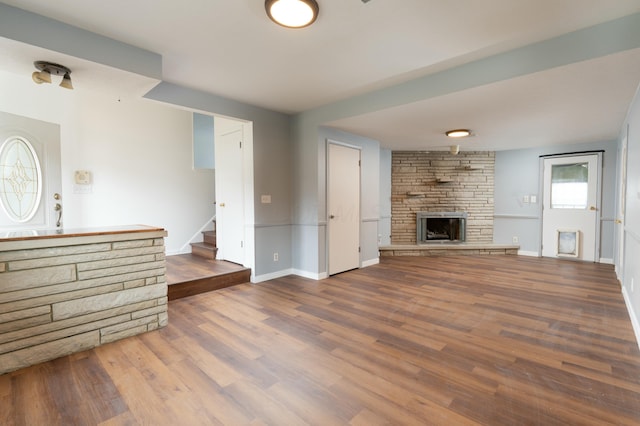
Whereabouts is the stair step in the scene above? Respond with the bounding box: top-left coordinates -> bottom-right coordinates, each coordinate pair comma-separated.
190,242 -> 218,259
202,230 -> 216,246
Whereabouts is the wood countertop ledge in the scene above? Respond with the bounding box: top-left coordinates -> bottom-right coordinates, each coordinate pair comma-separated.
0,225 -> 167,251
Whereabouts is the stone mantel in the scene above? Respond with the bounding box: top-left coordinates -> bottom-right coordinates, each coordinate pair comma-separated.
0,225 -> 168,375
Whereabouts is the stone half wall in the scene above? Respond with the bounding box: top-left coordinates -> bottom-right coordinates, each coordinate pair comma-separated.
391,151 -> 495,244
0,230 -> 167,375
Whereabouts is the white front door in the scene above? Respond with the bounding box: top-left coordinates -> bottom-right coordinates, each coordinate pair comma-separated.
541,153 -> 601,261
0,112 -> 62,233
215,127 -> 245,265
328,142 -> 360,275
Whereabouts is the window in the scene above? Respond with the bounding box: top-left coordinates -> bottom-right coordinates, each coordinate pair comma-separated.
550,162 -> 588,209
0,136 -> 42,222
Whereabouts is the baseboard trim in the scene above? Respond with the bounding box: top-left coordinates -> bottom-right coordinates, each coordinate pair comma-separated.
362,258 -> 380,268
252,268 -> 294,283
599,257 -> 614,264
291,269 -> 328,281
622,287 -> 640,351
517,250 -> 539,257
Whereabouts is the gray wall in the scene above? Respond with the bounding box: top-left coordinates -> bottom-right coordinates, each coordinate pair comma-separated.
494,140 -> 618,259
379,149 -> 392,246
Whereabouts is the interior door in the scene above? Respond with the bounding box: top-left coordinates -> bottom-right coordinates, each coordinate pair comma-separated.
214,127 -> 245,265
328,142 -> 360,275
616,137 -> 627,273
0,112 -> 62,233
541,153 -> 601,261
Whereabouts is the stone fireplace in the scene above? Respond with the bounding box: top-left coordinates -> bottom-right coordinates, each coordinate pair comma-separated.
417,211 -> 467,243
391,151 -> 495,244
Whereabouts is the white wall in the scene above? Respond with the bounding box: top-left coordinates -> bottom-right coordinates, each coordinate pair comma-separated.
621,85 -> 640,345
0,70 -> 215,254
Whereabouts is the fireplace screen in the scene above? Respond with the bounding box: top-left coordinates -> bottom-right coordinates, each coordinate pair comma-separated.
416,212 -> 467,243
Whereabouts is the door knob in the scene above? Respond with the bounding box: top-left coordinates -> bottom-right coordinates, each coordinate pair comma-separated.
589,206 -> 597,211
219,203 -> 225,207
329,214 -> 335,219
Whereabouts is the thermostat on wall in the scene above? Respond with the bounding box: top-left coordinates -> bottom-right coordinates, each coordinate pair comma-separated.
74,170 -> 92,185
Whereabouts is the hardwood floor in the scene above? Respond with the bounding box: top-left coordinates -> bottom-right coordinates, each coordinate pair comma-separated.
3,255 -> 640,425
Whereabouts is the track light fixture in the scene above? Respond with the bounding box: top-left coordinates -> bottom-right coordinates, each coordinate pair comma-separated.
32,61 -> 74,90
265,0 -> 319,28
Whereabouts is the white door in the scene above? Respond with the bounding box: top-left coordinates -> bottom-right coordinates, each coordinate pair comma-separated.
328,143 -> 360,275
541,153 -> 601,261
215,128 -> 245,265
0,112 -> 62,233
616,137 -> 627,273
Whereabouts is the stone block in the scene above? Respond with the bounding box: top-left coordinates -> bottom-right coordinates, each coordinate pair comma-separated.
101,315 -> 158,337
0,243 -> 111,263
0,283 -> 123,314
0,314 -> 131,354
100,325 -> 147,345
77,261 -> 165,281
112,240 -> 153,250
77,254 -> 158,272
0,314 -> 51,335
124,279 -> 146,289
7,245 -> 164,271
0,305 -> 50,323
0,331 -> 100,375
1,265 -> 76,293
52,283 -> 168,321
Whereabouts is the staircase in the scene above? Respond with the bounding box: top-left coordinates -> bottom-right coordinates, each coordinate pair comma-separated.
189,229 -> 218,259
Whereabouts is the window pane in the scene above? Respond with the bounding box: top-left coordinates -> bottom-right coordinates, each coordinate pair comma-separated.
0,137 -> 42,222
551,163 -> 588,209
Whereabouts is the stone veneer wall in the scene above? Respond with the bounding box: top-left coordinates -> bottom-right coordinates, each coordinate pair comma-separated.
392,151 -> 495,244
0,231 -> 167,375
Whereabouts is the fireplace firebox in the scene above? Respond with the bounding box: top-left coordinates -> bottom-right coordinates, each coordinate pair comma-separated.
416,212 -> 467,243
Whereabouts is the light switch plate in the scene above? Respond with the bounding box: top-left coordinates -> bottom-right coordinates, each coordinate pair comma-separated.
261,195 -> 272,204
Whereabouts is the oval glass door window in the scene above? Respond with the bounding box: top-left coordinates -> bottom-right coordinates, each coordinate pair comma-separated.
0,136 -> 43,222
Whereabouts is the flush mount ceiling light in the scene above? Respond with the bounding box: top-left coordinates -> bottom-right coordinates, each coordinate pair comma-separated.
32,61 -> 73,90
446,129 -> 471,138
265,0 -> 319,28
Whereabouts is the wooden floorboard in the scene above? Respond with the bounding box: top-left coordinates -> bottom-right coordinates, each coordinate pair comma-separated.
165,254 -> 251,300
4,255 -> 640,425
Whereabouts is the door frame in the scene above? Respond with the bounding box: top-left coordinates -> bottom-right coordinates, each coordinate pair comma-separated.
326,139 -> 362,275
538,151 -> 603,261
616,133 -> 628,277
213,116 -> 254,273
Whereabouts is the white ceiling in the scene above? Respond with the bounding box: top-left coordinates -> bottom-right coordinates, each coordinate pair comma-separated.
2,0 -> 640,151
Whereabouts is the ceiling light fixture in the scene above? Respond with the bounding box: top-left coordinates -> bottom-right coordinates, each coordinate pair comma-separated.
446,129 -> 471,138
32,61 -> 73,90
265,0 -> 319,28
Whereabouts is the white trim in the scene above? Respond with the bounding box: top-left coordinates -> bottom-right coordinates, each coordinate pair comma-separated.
362,257 -> 379,268
517,250 -> 539,257
252,268 -> 293,283
292,269 -> 328,281
622,287 -> 640,351
599,257 -> 614,264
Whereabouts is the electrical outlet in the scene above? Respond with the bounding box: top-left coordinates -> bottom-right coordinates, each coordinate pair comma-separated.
512,236 -> 519,244
273,252 -> 279,262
